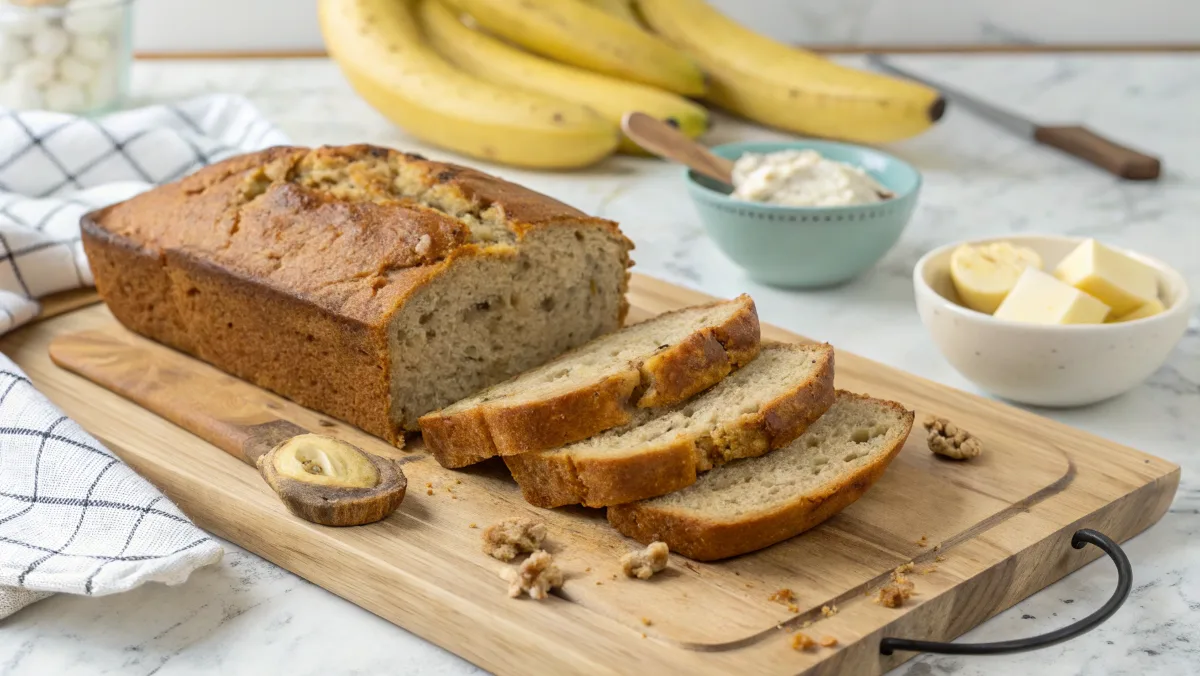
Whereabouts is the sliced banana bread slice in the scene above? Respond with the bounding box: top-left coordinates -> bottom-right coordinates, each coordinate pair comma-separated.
607,391 -> 913,561
505,342 -> 835,508
419,295 -> 760,468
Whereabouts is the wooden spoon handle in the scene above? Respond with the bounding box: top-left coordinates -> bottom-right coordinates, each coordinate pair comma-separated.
48,328 -> 304,465
1033,125 -> 1161,181
621,111 -> 734,185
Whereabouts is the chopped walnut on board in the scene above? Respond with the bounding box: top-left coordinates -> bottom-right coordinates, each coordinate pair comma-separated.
500,550 -> 563,600
621,541 -> 669,579
482,517 -> 547,562
768,588 -> 796,604
791,633 -> 816,651
923,416 -> 983,460
875,579 -> 915,608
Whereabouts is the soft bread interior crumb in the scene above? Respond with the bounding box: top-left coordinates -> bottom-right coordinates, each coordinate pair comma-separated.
435,300 -> 746,414
632,393 -> 910,519
546,344 -> 826,461
390,226 -> 627,430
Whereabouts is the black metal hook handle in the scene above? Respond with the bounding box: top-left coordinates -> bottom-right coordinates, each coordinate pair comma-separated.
880,529 -> 1131,656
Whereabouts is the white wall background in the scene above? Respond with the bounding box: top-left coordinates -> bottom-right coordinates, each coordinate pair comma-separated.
133,0 -> 1200,53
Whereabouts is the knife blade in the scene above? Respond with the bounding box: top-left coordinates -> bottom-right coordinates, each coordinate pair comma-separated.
867,54 -> 1161,181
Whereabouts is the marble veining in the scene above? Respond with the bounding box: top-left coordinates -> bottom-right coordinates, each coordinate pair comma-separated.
1,55 -> 1198,675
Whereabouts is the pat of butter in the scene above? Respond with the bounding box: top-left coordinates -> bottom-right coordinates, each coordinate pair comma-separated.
994,268 -> 1111,325
1052,239 -> 1158,316
1108,297 -> 1166,323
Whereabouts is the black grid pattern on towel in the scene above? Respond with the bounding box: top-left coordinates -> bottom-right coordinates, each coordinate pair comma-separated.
0,97 -> 287,336
0,104 -> 258,199
0,369 -> 211,594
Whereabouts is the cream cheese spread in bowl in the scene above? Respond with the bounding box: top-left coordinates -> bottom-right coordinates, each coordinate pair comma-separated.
731,149 -> 890,207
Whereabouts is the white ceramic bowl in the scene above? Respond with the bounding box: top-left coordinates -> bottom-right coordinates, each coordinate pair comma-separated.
914,234 -> 1191,407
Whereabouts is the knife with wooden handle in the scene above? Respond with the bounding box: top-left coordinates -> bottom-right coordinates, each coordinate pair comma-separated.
48,329 -> 406,526
867,55 -> 1162,181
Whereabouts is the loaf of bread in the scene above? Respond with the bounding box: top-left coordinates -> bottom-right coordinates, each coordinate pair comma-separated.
505,342 -> 835,508
607,391 -> 913,561
82,144 -> 633,445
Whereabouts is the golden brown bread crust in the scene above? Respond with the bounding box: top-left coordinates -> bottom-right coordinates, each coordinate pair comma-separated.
504,344 -> 835,508
606,392 -> 914,561
419,295 -> 761,468
83,144 -> 632,443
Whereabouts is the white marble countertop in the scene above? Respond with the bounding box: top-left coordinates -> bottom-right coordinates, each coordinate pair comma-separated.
3,54 -> 1198,675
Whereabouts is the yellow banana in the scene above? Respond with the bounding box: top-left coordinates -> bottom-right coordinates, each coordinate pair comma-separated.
419,0 -> 708,156
579,0 -> 641,25
950,242 -> 1043,314
636,0 -> 945,143
318,0 -> 617,169
440,0 -> 705,97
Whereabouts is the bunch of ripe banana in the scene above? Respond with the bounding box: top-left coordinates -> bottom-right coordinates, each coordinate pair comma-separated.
319,0 -> 945,169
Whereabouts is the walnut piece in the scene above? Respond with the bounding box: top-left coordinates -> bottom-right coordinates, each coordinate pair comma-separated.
875,579 -> 915,608
791,632 -> 815,651
414,234 -> 432,256
500,550 -> 563,600
482,517 -> 547,562
923,415 -> 983,460
621,541 -> 669,580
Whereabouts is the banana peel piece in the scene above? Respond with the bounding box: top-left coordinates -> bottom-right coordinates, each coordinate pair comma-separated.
258,434 -> 406,527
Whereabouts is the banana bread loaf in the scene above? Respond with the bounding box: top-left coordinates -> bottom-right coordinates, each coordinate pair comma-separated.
82,144 -> 633,445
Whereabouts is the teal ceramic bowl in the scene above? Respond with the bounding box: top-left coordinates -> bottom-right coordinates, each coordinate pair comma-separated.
685,140 -> 922,288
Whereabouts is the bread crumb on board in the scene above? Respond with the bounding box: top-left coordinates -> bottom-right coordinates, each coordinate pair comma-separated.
895,562 -> 915,576
935,554 -> 946,563
819,636 -> 838,648
821,604 -> 838,618
791,633 -> 816,651
916,535 -> 929,547
923,415 -> 983,460
641,617 -> 652,626
482,517 -> 547,562
468,523 -> 477,529
621,541 -> 669,580
500,550 -> 562,600
426,489 -> 434,496
875,579 -> 915,608
769,588 -> 796,604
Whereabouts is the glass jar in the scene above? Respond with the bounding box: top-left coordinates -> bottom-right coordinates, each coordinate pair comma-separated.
0,0 -> 133,115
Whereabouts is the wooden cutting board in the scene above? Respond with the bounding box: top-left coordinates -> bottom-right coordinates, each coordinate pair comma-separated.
2,274 -> 1177,675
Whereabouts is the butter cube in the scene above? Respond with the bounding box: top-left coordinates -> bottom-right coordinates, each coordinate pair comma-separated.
1108,297 -> 1166,323
1052,239 -> 1158,316
994,268 -> 1111,325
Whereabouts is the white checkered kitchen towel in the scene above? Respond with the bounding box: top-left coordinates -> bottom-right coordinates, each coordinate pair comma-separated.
0,94 -> 291,618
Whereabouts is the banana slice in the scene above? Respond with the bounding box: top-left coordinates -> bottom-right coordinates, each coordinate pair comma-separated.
950,242 -> 1043,314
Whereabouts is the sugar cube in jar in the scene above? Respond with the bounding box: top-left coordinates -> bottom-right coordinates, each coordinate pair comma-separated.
0,0 -> 131,114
